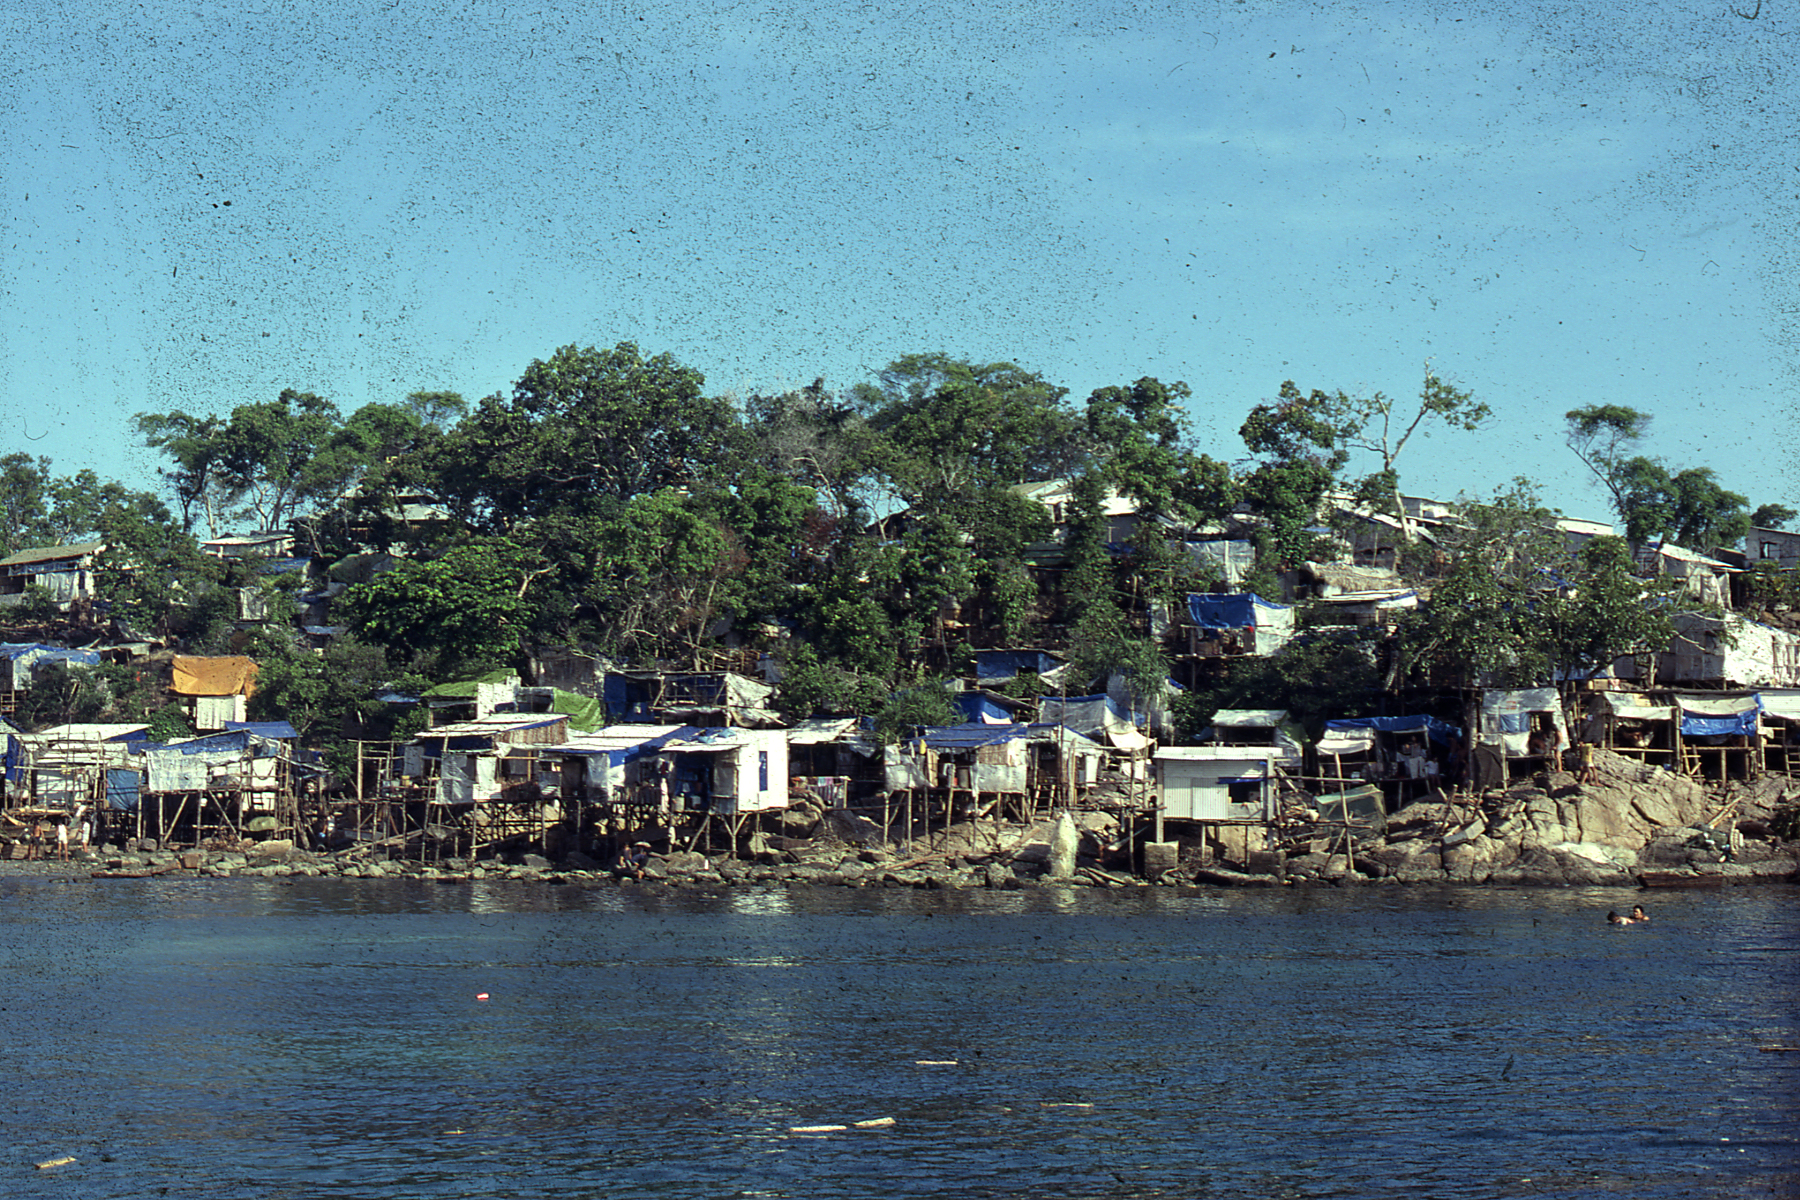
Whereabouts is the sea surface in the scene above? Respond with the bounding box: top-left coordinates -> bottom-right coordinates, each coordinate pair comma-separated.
1,875 -> 1795,1199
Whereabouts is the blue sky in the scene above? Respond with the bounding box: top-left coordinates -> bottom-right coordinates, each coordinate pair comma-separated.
2,0 -> 1794,526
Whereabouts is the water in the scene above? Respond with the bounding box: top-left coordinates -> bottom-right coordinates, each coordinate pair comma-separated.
2,876 -> 1795,1199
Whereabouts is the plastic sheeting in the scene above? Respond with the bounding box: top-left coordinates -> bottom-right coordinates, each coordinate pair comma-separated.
194,695 -> 244,730
1181,539 -> 1256,588
1186,593 -> 1293,631
1037,694 -> 1133,740
955,692 -> 1018,725
1315,728 -> 1376,755
171,656 -> 259,697
144,747 -> 239,791
1325,715 -> 1462,747
1758,690 -> 1800,722
884,744 -> 930,791
973,649 -> 1060,682
1595,692 -> 1677,722
1479,688 -> 1568,757
0,643 -> 104,690
224,720 -> 299,740
436,752 -> 499,803
1678,695 -> 1761,737
106,768 -> 140,811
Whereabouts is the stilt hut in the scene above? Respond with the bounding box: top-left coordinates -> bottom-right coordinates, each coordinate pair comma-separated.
403,713 -> 571,856
1759,689 -> 1800,776
1585,691 -> 1680,769
1478,687 -> 1570,779
547,724 -> 789,854
1673,693 -> 1763,781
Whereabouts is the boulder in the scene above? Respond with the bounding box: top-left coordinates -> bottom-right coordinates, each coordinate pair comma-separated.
1142,841 -> 1180,877
1489,845 -> 1569,885
1046,813 -> 1079,880
1443,834 -> 1505,883
780,805 -> 822,836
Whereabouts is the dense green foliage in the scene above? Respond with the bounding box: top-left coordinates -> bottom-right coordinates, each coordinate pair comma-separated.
0,341 -> 1784,788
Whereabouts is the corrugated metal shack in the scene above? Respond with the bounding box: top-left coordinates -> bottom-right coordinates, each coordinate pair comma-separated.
548,723 -> 790,854
400,714 -> 571,857
130,722 -> 308,845
884,722 -> 1108,845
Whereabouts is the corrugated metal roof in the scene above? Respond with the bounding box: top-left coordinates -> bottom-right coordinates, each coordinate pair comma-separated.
0,541 -> 106,568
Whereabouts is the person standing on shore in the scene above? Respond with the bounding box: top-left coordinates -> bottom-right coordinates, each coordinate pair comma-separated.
27,819 -> 42,860
55,820 -> 69,862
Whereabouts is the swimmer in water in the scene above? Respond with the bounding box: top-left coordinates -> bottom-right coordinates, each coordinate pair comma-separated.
1607,910 -> 1634,925
1631,904 -> 1648,922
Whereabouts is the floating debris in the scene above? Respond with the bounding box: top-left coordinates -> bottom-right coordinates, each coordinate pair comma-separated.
36,1157 -> 77,1171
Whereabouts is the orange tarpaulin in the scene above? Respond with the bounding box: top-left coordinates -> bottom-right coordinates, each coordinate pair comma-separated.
170,655 -> 259,697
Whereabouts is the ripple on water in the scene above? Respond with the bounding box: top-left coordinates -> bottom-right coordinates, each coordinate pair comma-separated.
0,879 -> 1795,1198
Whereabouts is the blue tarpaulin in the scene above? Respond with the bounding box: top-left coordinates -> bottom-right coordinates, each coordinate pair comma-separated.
0,642 -> 103,689
1186,593 -> 1290,630
224,720 -> 300,739
973,649 -> 1059,682
1326,715 -> 1463,747
106,768 -> 141,811
955,692 -> 1017,723
919,722 -> 1031,751
1678,699 -> 1760,737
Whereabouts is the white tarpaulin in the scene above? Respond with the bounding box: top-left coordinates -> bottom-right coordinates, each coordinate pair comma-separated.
1677,694 -> 1760,718
194,695 -> 245,730
1211,708 -> 1289,728
1316,729 -> 1376,755
436,753 -> 499,803
971,762 -> 1028,793
884,745 -> 930,791
144,748 -> 240,792
1480,688 -> 1568,757
1039,694 -> 1134,739
1758,690 -> 1800,722
1596,692 -> 1677,722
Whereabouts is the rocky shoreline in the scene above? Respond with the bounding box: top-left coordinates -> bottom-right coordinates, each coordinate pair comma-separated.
4,748 -> 1794,893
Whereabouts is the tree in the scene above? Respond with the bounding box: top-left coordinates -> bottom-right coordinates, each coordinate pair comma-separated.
0,453 -> 57,555
855,354 -> 1083,512
1563,404 -> 1653,525
423,342 -> 741,530
92,493 -> 220,634
337,537 -> 539,677
1395,481 -> 1569,689
1335,370 -> 1489,538
1562,406 -> 1752,553
1611,460 -> 1750,553
1751,503 -> 1795,531
579,489 -> 744,666
871,677 -> 961,745
1237,382 -> 1352,570
132,412 -> 229,535
744,379 -> 874,519
1549,536 -> 1677,684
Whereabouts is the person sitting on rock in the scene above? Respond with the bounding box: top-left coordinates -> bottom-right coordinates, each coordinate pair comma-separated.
615,841 -> 651,880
